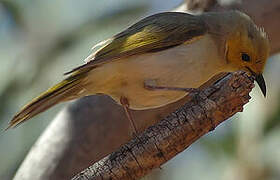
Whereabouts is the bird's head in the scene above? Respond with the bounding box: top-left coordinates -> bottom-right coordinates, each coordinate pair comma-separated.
225,12 -> 270,97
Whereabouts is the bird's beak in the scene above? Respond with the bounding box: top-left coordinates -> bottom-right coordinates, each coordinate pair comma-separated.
255,73 -> 266,97
246,67 -> 266,97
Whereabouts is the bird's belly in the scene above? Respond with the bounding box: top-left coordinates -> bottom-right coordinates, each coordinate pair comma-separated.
84,35 -> 224,110
95,77 -> 191,110
86,62 -> 190,110
108,77 -> 189,110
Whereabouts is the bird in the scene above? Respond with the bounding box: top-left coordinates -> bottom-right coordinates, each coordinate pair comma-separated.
7,10 -> 269,133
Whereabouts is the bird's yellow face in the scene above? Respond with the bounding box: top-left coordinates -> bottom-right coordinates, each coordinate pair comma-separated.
226,21 -> 270,96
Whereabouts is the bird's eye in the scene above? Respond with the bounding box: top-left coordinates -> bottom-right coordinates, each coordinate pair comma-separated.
241,53 -> 251,62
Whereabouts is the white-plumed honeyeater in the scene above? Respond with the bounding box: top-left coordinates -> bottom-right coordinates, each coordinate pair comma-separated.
8,11 -> 269,132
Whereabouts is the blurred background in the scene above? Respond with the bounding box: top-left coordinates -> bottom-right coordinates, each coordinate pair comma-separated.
0,0 -> 279,180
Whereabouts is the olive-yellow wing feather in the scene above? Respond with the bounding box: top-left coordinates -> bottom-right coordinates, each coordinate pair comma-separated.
65,12 -> 208,75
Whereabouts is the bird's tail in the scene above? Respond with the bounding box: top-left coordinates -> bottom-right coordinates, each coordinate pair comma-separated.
6,69 -> 90,130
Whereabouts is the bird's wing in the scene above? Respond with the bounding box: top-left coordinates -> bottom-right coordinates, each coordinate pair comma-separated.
65,12 -> 208,75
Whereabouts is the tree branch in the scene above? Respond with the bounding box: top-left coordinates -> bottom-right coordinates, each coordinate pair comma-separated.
72,72 -> 254,180
13,1 -> 280,180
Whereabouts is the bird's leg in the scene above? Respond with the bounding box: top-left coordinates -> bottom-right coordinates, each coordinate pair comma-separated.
120,96 -> 138,135
144,79 -> 199,93
145,85 -> 198,93
144,79 -> 208,100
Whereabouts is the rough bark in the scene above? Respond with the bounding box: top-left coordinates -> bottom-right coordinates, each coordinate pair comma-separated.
13,0 -> 280,180
72,72 -> 254,180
